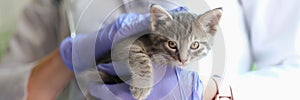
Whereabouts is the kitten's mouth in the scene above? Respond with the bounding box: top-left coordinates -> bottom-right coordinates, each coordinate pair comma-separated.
179,63 -> 185,67
177,59 -> 189,67
172,59 -> 189,67
177,62 -> 187,67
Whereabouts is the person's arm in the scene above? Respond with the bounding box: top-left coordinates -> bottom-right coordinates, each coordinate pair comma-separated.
0,0 -> 65,68
27,49 -> 74,100
0,0 -> 71,99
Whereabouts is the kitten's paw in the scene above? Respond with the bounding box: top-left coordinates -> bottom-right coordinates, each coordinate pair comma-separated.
130,86 -> 151,100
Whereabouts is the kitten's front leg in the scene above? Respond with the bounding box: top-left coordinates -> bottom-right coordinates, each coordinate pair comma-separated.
129,44 -> 153,100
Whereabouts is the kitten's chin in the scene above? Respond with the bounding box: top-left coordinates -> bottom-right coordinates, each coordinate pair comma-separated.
176,61 -> 195,67
168,61 -> 187,67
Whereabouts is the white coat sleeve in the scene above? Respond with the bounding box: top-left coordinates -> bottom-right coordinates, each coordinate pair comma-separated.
0,62 -> 35,100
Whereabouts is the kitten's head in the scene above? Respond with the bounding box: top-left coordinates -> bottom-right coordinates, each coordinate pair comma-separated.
149,5 -> 222,66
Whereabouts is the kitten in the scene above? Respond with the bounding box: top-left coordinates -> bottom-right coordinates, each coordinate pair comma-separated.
92,4 -> 222,100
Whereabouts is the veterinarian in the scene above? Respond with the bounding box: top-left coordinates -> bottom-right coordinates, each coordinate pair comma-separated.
0,0 -> 234,100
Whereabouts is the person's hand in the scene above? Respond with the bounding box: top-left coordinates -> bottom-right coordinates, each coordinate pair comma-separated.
59,13 -> 150,71
215,95 -> 231,100
210,75 -> 234,100
90,65 -> 203,100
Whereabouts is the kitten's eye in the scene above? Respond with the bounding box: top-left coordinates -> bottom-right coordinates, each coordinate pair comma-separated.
168,41 -> 177,49
190,42 -> 200,50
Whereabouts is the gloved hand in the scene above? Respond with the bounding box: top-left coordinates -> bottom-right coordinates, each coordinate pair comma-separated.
89,65 -> 203,100
60,13 -> 149,71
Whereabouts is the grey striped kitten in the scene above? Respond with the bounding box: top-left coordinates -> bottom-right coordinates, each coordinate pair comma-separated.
92,5 -> 222,100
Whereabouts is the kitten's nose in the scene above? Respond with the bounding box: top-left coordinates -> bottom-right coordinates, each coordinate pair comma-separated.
179,59 -> 188,64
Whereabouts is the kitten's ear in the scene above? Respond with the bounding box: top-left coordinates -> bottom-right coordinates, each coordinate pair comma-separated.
150,4 -> 173,30
198,8 -> 222,36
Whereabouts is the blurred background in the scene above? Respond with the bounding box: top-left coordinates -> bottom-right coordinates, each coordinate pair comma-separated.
0,0 -> 299,99
0,0 -> 30,59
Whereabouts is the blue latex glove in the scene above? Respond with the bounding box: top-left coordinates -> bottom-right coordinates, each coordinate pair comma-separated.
90,64 -> 203,100
60,13 -> 149,71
